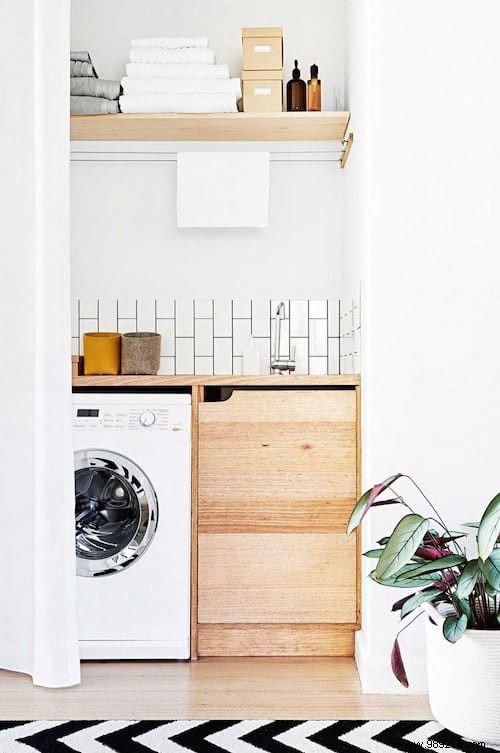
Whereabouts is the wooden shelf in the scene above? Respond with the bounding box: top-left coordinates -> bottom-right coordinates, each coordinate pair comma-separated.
70,111 -> 351,142
73,374 -> 360,388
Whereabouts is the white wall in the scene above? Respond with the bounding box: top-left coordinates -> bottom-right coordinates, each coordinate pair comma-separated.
70,0 -> 345,111
70,155 -> 343,300
348,0 -> 500,692
70,0 -> 346,300
342,0 -> 372,301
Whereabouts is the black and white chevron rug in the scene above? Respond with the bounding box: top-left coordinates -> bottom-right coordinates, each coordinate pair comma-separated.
0,720 -> 495,753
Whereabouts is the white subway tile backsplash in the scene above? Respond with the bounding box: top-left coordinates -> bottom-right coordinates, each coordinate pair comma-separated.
353,302 -> 361,330
118,299 -> 136,319
233,318 -> 252,356
195,318 -> 213,357
328,299 -> 340,337
232,356 -> 244,375
195,356 -> 214,375
79,318 -> 98,352
80,300 -> 98,319
251,300 -> 271,337
118,318 -> 136,334
340,352 -> 355,375
156,319 -> 175,356
158,356 -> 175,375
175,300 -> 194,337
290,300 -> 308,337
71,300 -> 79,338
213,300 -> 232,337
232,299 -> 251,319
340,298 -> 353,318
291,337 -> 309,375
253,337 -> 271,374
137,299 -> 156,332
73,297 -> 359,376
309,319 -> 328,357
195,299 -> 213,319
309,300 -> 328,319
214,338 -> 233,374
156,299 -> 174,319
98,299 -> 118,332
309,356 -> 328,375
328,338 -> 340,375
340,335 -> 353,357
175,338 -> 194,374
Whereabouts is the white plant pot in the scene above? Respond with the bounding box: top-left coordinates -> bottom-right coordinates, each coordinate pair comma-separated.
426,611 -> 500,746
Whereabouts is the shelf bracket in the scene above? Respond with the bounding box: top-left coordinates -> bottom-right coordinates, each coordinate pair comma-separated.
340,132 -> 354,169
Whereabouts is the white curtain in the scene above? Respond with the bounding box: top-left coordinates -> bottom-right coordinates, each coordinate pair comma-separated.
0,0 -> 80,686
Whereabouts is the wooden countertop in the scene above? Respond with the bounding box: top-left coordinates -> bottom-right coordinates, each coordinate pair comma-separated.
73,374 -> 360,388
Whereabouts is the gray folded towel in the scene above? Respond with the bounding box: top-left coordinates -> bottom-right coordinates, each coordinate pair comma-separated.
71,50 -> 92,63
71,60 -> 96,78
71,77 -> 121,100
70,96 -> 120,115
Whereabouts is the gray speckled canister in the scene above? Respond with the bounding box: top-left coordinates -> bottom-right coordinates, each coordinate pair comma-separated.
121,332 -> 161,375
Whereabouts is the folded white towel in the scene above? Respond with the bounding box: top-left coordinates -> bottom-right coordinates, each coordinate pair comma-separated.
125,63 -> 230,79
131,36 -> 209,49
129,47 -> 216,65
119,93 -> 238,113
177,152 -> 270,228
121,76 -> 241,98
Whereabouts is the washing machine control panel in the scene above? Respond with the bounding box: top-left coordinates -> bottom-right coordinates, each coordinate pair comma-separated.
73,405 -> 186,432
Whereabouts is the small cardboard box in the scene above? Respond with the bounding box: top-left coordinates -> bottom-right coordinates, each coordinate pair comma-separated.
242,27 -> 283,71
242,70 -> 283,113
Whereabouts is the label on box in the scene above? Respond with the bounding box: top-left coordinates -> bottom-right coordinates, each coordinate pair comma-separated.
254,44 -> 272,53
254,87 -> 272,96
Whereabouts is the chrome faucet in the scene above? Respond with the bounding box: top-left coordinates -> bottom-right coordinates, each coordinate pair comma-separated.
271,302 -> 296,375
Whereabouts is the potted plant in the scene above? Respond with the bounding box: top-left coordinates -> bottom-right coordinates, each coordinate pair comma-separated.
347,474 -> 500,745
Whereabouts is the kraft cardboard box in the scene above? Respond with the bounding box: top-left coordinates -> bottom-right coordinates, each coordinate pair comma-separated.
242,70 -> 284,113
242,27 -> 283,71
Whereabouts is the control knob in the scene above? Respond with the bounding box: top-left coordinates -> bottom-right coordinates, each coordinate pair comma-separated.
139,410 -> 156,427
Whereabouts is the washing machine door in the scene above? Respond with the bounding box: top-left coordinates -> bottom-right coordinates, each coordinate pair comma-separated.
74,449 -> 158,577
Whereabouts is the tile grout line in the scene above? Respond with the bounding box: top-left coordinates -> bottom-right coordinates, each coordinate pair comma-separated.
212,301 -> 217,375
174,300 -> 177,374
231,299 -> 234,375
307,299 -> 310,375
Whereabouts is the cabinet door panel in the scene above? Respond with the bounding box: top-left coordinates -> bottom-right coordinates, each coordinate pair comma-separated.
199,389 -> 356,533
198,533 -> 357,624
198,624 -> 355,657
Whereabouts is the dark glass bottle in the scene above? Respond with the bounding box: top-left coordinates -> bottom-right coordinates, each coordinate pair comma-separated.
286,60 -> 307,112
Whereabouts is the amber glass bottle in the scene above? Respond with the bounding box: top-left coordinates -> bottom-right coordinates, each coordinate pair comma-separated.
286,60 -> 306,112
307,63 -> 322,112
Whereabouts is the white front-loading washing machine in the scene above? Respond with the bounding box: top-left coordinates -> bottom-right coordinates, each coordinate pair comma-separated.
73,392 -> 191,660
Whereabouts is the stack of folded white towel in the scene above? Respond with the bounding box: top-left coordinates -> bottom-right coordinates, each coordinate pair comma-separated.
119,36 -> 241,113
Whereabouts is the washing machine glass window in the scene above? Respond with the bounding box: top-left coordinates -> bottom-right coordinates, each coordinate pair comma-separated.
74,449 -> 158,577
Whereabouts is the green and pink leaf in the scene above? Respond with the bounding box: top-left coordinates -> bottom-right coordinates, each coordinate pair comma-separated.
391,639 -> 409,688
346,474 -> 403,535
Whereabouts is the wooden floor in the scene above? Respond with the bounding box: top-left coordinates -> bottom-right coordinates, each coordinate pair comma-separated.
0,658 -> 431,720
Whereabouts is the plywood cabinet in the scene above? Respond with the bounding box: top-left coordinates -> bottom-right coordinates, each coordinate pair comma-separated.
197,388 -> 360,657
199,533 -> 356,623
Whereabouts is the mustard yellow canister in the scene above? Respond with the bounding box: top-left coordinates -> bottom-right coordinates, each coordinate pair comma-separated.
83,332 -> 121,375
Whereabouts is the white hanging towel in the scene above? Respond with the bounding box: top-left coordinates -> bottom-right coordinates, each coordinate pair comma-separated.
125,62 -> 230,79
129,47 -> 215,64
131,36 -> 209,49
177,152 -> 270,228
119,92 -> 237,113
121,76 -> 241,97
